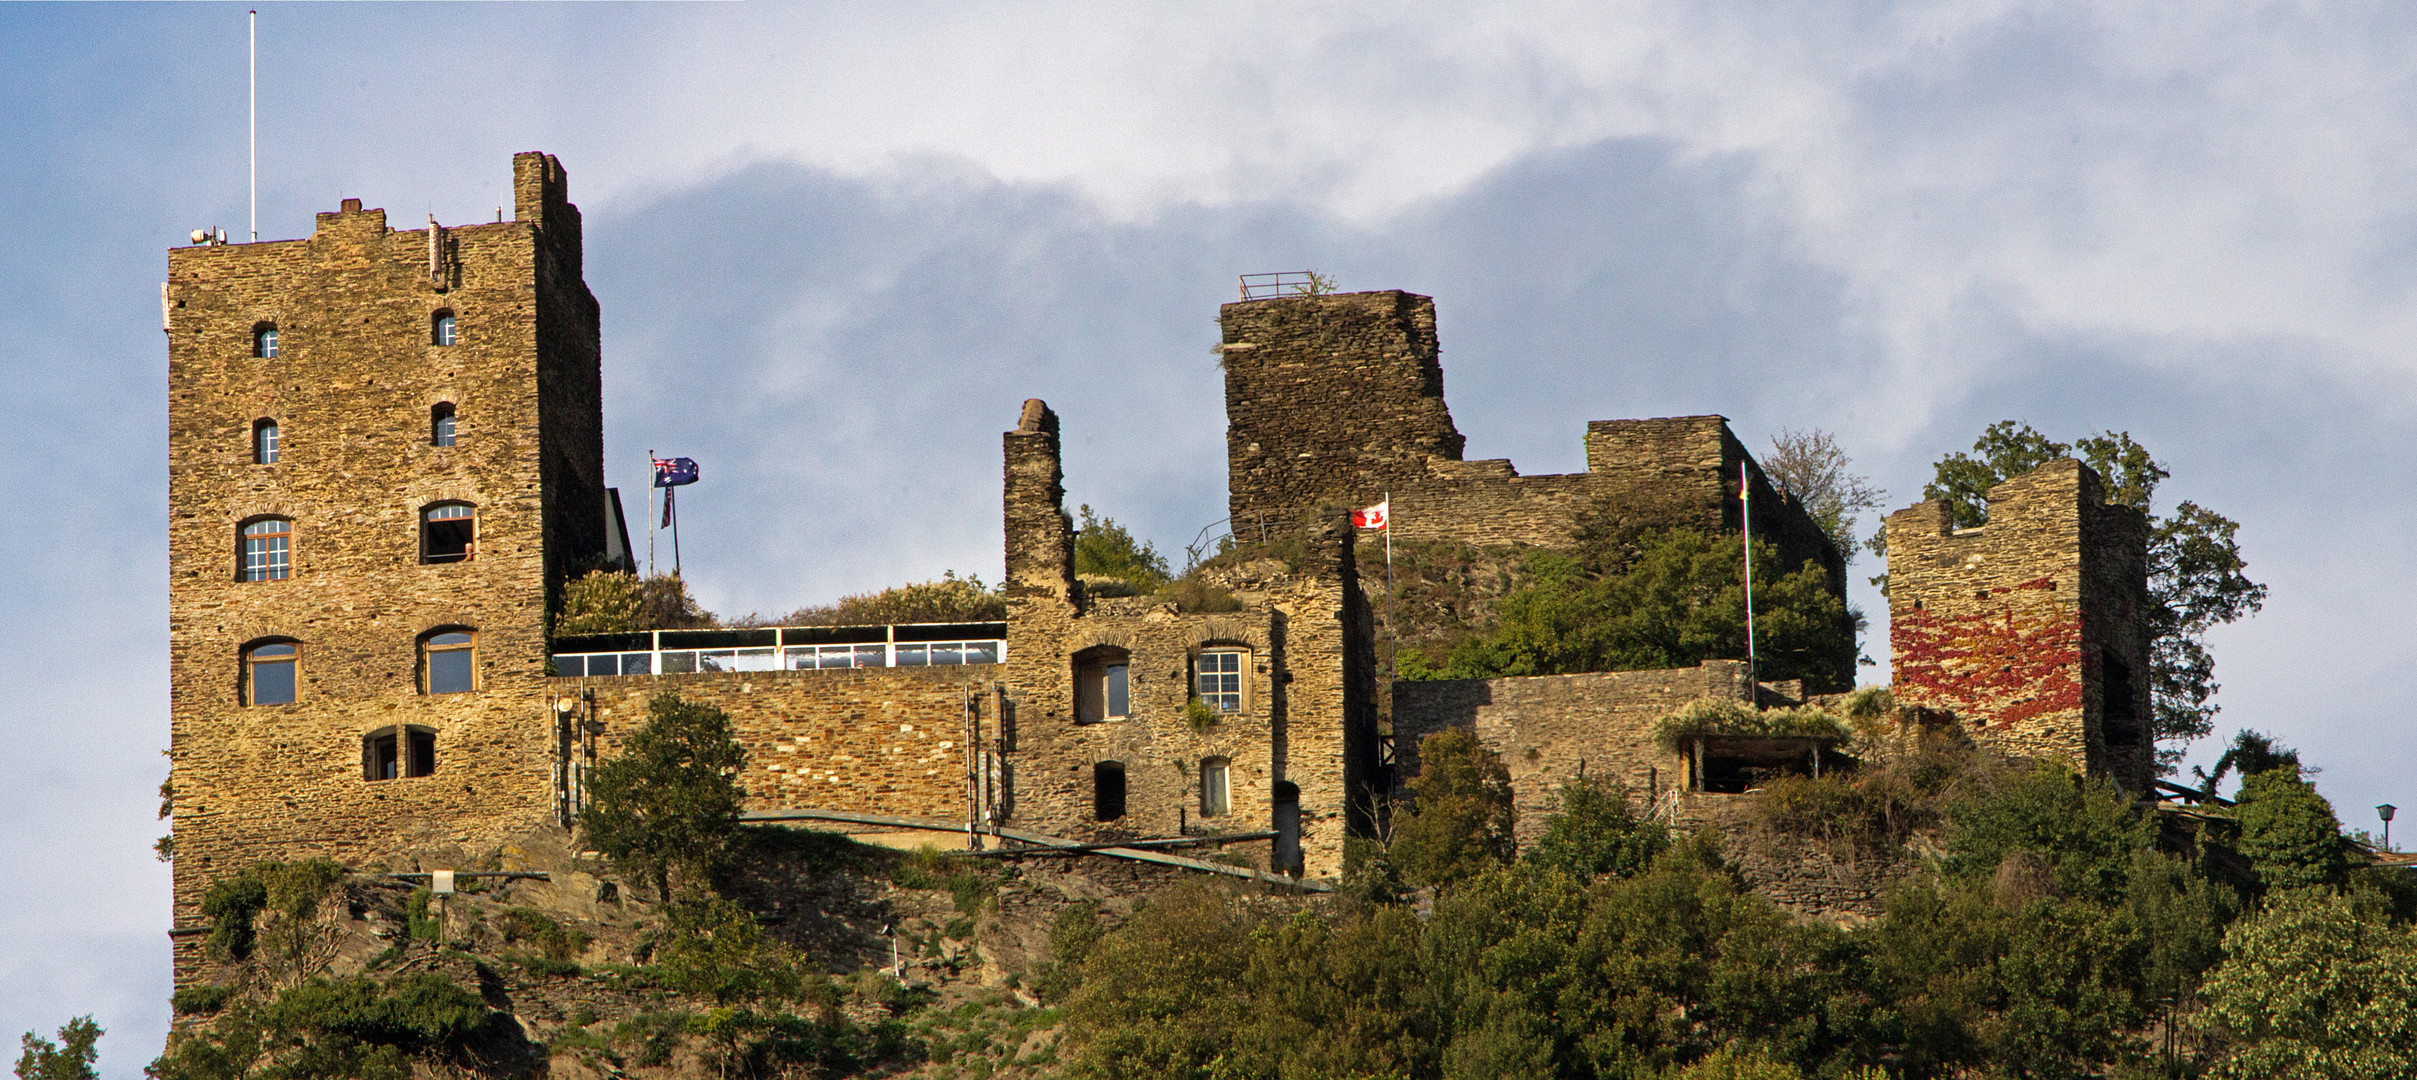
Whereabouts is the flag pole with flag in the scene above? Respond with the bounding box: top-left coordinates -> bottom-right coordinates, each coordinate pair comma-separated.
653,455 -> 700,578
1354,496 -> 1393,678
1741,461 -> 1757,697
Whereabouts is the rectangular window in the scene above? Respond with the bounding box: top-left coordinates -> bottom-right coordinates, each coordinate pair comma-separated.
425,632 -> 474,694
1106,663 -> 1129,719
249,644 -> 297,705
1200,758 -> 1230,818
241,520 -> 290,581
1197,650 -> 1244,712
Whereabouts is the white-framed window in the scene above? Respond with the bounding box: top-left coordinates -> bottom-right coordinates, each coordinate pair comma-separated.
1075,647 -> 1131,723
1200,757 -> 1231,818
1196,649 -> 1246,713
253,324 -> 279,358
431,311 -> 457,347
421,503 -> 474,563
422,630 -> 475,694
240,518 -> 291,581
244,641 -> 298,705
431,402 -> 456,447
252,419 -> 279,464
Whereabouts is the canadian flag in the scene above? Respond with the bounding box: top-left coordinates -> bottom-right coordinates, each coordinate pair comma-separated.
1351,499 -> 1389,530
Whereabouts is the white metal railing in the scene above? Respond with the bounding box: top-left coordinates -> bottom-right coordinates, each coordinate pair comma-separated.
551,624 -> 1005,678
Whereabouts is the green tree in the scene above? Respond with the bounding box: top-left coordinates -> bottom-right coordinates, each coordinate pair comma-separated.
1763,428 -> 1884,564
1074,506 -> 1171,593
1939,763 -> 2153,905
780,571 -> 1006,625
1389,729 -> 1518,889
1521,775 -> 1668,882
578,693 -> 748,899
1909,422 -> 2266,770
2198,889 -> 2417,1080
15,1017 -> 100,1080
1421,529 -> 1855,692
2233,767 -> 2351,893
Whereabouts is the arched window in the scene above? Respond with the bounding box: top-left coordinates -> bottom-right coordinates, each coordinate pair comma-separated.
1073,646 -> 1130,723
1195,647 -> 1248,713
1093,761 -> 1127,821
243,640 -> 298,705
253,323 -> 279,359
1200,757 -> 1231,818
252,419 -> 279,465
363,725 -> 436,780
421,630 -> 475,694
420,503 -> 474,563
431,310 -> 457,347
430,403 -> 457,447
239,518 -> 291,581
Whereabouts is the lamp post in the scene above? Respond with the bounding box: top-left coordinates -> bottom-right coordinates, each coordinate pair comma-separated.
2380,805 -> 2397,853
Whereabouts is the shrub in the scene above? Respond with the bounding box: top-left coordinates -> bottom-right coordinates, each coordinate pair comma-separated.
558,570 -> 710,634
1521,775 -> 1667,881
578,693 -> 749,899
780,571 -> 1005,626
2234,767 -> 2351,893
1389,729 -> 1517,889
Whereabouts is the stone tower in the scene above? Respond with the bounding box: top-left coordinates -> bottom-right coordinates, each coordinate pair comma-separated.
1883,459 -> 2153,792
162,152 -> 603,979
1219,291 -> 1464,530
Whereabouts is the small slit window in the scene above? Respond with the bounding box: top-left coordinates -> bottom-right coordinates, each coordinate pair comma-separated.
431,311 -> 456,347
253,324 -> 279,359
423,630 -> 475,694
252,419 -> 279,464
1196,649 -> 1246,713
421,503 -> 474,563
239,518 -> 291,581
1200,757 -> 1231,818
244,641 -> 297,705
1074,647 -> 1130,724
364,725 -> 436,780
431,403 -> 456,447
1093,761 -> 1126,821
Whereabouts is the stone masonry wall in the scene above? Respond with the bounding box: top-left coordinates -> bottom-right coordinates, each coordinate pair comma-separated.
1004,400 -> 1373,877
566,666 -> 1001,823
1216,292 -> 1844,681
1883,459 -> 2152,792
165,153 -> 599,980
1391,662 -> 1756,846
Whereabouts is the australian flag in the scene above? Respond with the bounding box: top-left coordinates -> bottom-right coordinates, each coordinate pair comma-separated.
652,457 -> 699,488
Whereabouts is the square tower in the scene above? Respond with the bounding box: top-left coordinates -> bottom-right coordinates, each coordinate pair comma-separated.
163,153 -> 603,979
1883,459 -> 2153,792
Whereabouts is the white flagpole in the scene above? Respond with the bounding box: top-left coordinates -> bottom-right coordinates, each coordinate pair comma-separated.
248,11 -> 257,242
1741,461 -> 1757,696
1384,493 -> 1395,682
646,451 -> 656,576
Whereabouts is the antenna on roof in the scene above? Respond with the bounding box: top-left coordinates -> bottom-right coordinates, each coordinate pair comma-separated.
248,9 -> 257,242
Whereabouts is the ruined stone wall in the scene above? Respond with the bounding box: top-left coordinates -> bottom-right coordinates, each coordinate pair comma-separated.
1003,402 -> 1373,877
567,667 -> 1000,822
1220,291 -> 1462,530
165,153 -> 599,979
1216,293 -> 1845,674
1391,662 -> 1756,845
1883,459 -> 2152,792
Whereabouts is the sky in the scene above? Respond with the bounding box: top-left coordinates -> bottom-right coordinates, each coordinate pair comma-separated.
5,2 -> 2416,1072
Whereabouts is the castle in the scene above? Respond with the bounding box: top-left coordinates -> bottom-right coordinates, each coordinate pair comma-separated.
161,153 -> 2153,980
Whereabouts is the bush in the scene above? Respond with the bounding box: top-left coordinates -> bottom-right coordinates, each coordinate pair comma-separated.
558,569 -> 710,634
780,571 -> 1005,626
171,985 -> 233,1017
1521,775 -> 1667,881
149,974 -> 491,1080
2234,767 -> 2351,893
1388,729 -> 1517,889
2198,889 -> 2417,1080
1074,506 -> 1171,594
578,693 -> 749,899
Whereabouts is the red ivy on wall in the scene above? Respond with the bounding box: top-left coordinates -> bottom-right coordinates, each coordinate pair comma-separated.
1892,580 -> 2081,729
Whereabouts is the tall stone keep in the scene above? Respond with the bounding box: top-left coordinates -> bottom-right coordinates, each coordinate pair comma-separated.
1883,459 -> 2152,792
163,152 -> 604,980
1220,291 -> 1464,529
